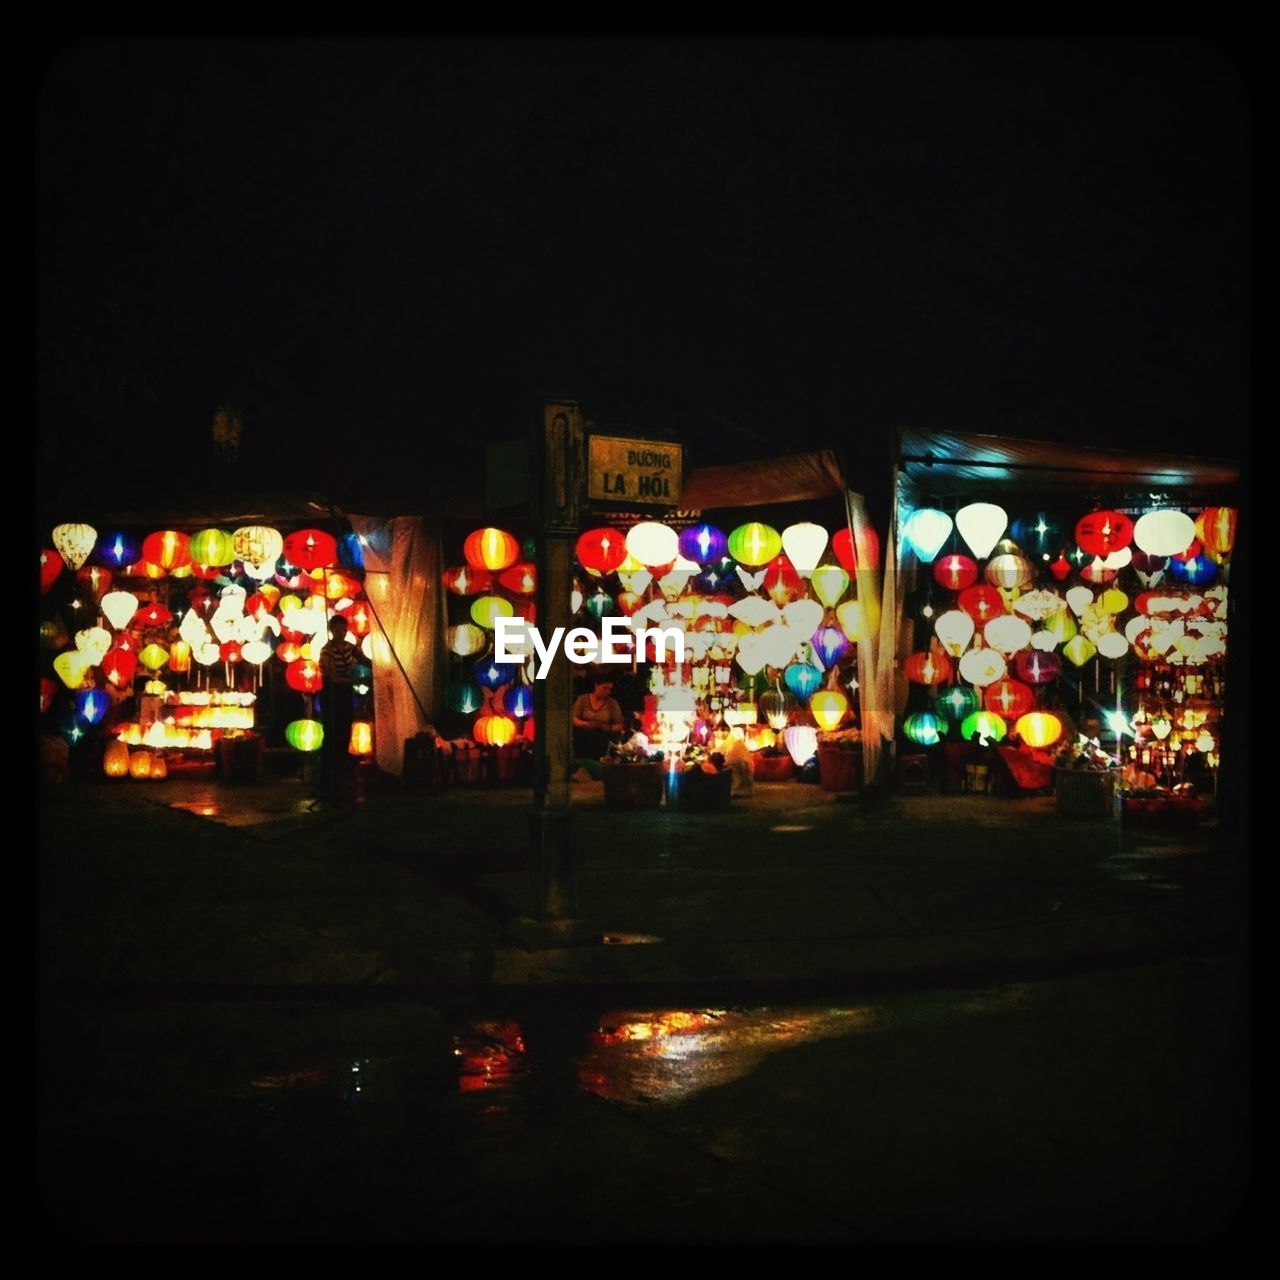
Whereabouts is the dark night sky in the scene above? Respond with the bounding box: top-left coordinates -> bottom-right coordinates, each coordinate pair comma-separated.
34,35 -> 1251,523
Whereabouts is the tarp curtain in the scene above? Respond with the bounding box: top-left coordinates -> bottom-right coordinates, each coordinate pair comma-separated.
348,514 -> 448,777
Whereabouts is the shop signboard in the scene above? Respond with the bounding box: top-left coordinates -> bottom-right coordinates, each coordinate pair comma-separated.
588,434 -> 683,507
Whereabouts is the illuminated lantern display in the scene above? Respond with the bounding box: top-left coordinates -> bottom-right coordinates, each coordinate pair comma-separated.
504,683 -> 534,718
810,625 -> 851,669
1009,513 -> 1063,559
1133,509 -> 1195,557
342,601 -> 372,638
473,713 -> 517,747
141,530 -> 191,573
101,648 -> 137,688
760,686 -> 795,731
286,660 -> 323,693
96,531 -> 141,570
933,553 -> 978,592
242,639 -> 272,667
763,556 -> 804,606
903,508 -> 953,563
40,549 -> 63,595
1015,712 -> 1063,749
955,503 -> 1007,560
149,754 -> 168,781
1197,507 -> 1237,558
75,626 -> 112,665
835,600 -> 863,643
232,524 -> 284,569
285,719 -> 324,752
447,624 -> 487,657
1042,610 -> 1078,647
128,750 -> 154,780
1079,558 -> 1119,585
138,643 -> 169,672
984,679 -> 1033,719
463,527 -> 520,573
321,571 -> 362,602
678,524 -> 728,568
904,651 -> 952,686
470,595 -> 514,630
727,522 -> 782,568
934,610 -> 975,657
133,602 -> 173,629
74,688 -> 109,726
957,585 -> 1004,625
1013,649 -> 1060,685
475,658 -> 516,690
810,565 -> 849,607
448,682 -> 484,714
189,528 -> 236,567
77,565 -> 113,602
934,684 -> 980,726
781,522 -> 828,574
52,523 -> 98,571
1168,554 -> 1218,586
625,522 -> 679,569
1048,554 -> 1072,582
984,541 -> 1033,590
903,711 -> 945,746
498,563 -> 537,596
957,647 -> 1006,687
694,556 -> 736,594
960,710 -> 1007,744
1075,510 -> 1133,557
1096,632 -> 1130,659
783,725 -> 818,767
283,529 -> 338,571
576,528 -> 629,575
103,740 -> 130,778
784,662 -> 823,703
615,590 -> 644,617
809,688 -> 848,731
349,722 -> 374,756
1061,634 -> 1097,667
983,614 -> 1032,656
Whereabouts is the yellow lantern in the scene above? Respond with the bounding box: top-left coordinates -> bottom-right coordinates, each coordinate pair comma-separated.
810,565 -> 849,608
836,600 -> 863,643
168,641 -> 192,673
138,643 -> 169,671
52,650 -> 90,690
727,522 -> 782,568
103,739 -> 130,778
128,750 -> 154,779
470,595 -> 515,630
1099,587 -> 1130,615
1062,634 -> 1097,667
447,624 -> 488,656
1015,712 -> 1063,749
810,689 -> 848,731
348,721 -> 374,756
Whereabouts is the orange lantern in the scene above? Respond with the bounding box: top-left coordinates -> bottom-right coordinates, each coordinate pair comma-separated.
464,527 -> 519,572
904,651 -> 953,686
473,713 -> 518,746
168,641 -> 192,673
809,689 -> 849,731
1197,507 -> 1237,558
285,659 -> 323,693
983,679 -> 1034,719
348,721 -> 374,756
141,530 -> 192,573
1015,711 -> 1063,749
128,750 -> 154,780
103,739 -> 130,779
443,565 -> 493,596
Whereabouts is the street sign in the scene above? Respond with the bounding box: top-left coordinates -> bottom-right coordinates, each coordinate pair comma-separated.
587,434 -> 683,507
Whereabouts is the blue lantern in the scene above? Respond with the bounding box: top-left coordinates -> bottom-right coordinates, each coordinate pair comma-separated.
75,688 -> 109,726
1168,554 -> 1219,586
678,523 -> 727,567
338,532 -> 366,571
810,625 -> 851,669
95,530 -> 140,570
447,681 -> 484,714
694,555 -> 738,595
784,662 -> 823,703
504,683 -> 534,718
475,657 -> 517,690
1009,513 -> 1064,559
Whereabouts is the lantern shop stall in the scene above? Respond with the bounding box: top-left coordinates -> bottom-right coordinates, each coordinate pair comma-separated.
38,501 -> 452,791
885,429 -> 1240,819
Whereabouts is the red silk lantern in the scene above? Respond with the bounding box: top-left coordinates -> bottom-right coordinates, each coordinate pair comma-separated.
443,565 -> 492,596
189,562 -> 223,581
40,549 -> 63,595
1048,555 -> 1072,582
132,602 -> 173,629
39,677 -> 57,715
76,565 -> 113,600
283,529 -> 338,571
285,660 -> 323,693
1171,538 -> 1203,563
575,528 -> 628,575
498,563 -> 537,595
983,679 -> 1034,719
141,530 -> 192,573
832,527 -> 878,574
1075,510 -> 1133,557
957,584 -> 1005,625
276,640 -> 303,665
464,528 -> 519,572
1013,649 -> 1061,685
933,553 -> 978,592
1197,507 -> 1237,558
904,650 -> 953,686
102,648 -> 138,688
762,556 -> 803,606
219,640 -> 243,664
323,571 -> 363,601
344,601 -> 373,638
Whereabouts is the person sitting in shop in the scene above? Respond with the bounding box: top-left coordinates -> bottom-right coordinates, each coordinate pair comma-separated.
571,676 -> 625,780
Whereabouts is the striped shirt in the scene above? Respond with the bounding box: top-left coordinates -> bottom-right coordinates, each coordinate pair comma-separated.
320,638 -> 360,686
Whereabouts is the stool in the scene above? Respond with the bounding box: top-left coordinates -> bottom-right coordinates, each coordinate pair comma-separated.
897,753 -> 930,794
963,762 -> 991,794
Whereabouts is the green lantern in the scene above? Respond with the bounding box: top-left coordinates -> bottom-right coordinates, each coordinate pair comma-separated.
960,710 -> 1007,744
285,719 -> 324,751
903,711 -> 946,746
727,522 -> 782,568
933,684 -> 980,726
447,681 -> 484,714
189,528 -> 236,567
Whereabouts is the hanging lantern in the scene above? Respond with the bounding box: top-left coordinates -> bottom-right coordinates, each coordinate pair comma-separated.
74,626 -> 112,666
40,549 -> 64,595
957,648 -> 1006,687
1132,510 -> 1195,558
904,651 -> 953,686
780,598 -> 822,637
460,527 -> 518,573
141,530 -> 192,573
960,710 -> 1007,744
75,565 -> 113,603
498,563 -> 537,596
1062,634 -> 1097,667
133,602 -> 173,630
1075,510 -> 1133,557
1079,558 -> 1119,585
783,725 -> 818,767
1040,611 -> 1078,649
694,555 -> 736,594
475,657 -> 516,689
443,682 -> 483,715
283,529 -> 339,571
624,522 -> 679,570
1096,632 -> 1130,660
809,688 -> 848,731
835,600 -> 863,643
101,648 -> 138,688
903,509 -> 953,563
232,525 -> 284,569
219,640 -> 243,666
762,556 -> 804,606
1098,587 -> 1129,615
934,684 -> 980,726
983,614 -> 1032,657
933,553 -> 978,592
1013,649 -> 1060,685
474,713 -> 518,747
957,584 -> 1004,625
1168,554 -> 1218,586
903,711 -> 945,746
1195,730 -> 1215,754
727,522 -> 782,568
781,522 -> 828,574
734,633 -> 770,676
1197,507 -> 1237,558
447,624 -> 488,657
504,683 -> 534,718
103,739 -> 130,778
1015,712 -> 1063,749
189,528 -> 236,568
809,564 -> 849,608
985,542 -> 1033,590
285,660 -> 324,693
760,686 -> 795,731
274,559 -> 307,590
285,719 -> 324,752
934,610 -> 975,657
954,503 -> 1007,560
615,590 -> 645,617
984,678 -> 1033,719
73,688 -> 109,726
470,595 -> 515,630
576,528 -> 629,575
336,532 -> 366,571
40,619 -> 69,653
52,523 -> 98,571
810,625 -> 851,669
321,571 -> 363,602
1048,554 -> 1072,582
348,721 -> 374,756
677,524 -> 728,568
784,662 -> 823,703
1009,513 -> 1063,559
137,643 -> 169,672
445,565 -> 491,596
39,676 -> 58,716
242,639 -> 272,667
585,588 -> 616,620
97,590 -> 137,632
95,530 -> 141,570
